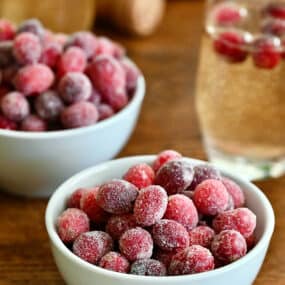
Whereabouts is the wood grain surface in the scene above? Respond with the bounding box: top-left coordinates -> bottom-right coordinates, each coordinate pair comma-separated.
0,1 -> 283,284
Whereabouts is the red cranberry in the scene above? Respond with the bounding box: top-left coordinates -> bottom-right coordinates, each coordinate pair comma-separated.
21,114 -> 47,132
99,251 -> 130,273
0,114 -> 17,130
17,18 -> 45,38
97,104 -> 114,121
67,188 -> 89,209
222,177 -> 245,208
40,40 -> 63,68
0,19 -> 16,41
188,226 -> 215,248
263,3 -> 285,20
152,149 -> 182,173
214,31 -> 248,62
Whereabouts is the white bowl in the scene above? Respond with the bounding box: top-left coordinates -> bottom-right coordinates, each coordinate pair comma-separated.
45,155 -> 275,285
0,76 -> 145,197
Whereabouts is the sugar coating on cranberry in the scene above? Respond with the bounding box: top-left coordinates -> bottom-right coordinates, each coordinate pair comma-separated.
153,249 -> 176,268
67,188 -> 89,209
211,230 -> 247,263
17,19 -> 45,38
130,259 -> 167,276
123,163 -> 155,189
106,214 -> 137,240
152,149 -> 182,173
40,40 -> 63,68
80,187 -> 109,224
0,114 -> 17,130
57,47 -> 87,77
89,88 -> 102,106
99,251 -> 130,273
120,60 -> 140,93
15,64 -> 54,95
169,245 -> 215,275
134,185 -> 168,227
0,19 -> 16,41
211,2 -> 247,26
35,90 -> 64,121
193,179 -> 229,216
59,72 -> 92,104
188,164 -> 221,191
154,159 -> 194,195
98,103 -> 114,121
61,101 -> 98,129
13,32 -> 42,65
57,208 -> 89,243
164,194 -> 198,231
21,114 -> 47,131
119,227 -> 153,261
87,55 -> 128,111
1,91 -> 30,122
222,177 -> 245,208
188,226 -> 215,249
97,179 -> 138,214
212,208 -> 256,239
252,36 -> 281,69
152,219 -> 189,252
95,37 -> 125,58
73,231 -> 113,264
66,31 -> 97,59
214,31 -> 248,63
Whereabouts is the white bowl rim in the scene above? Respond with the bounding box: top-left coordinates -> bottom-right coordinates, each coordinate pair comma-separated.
45,155 -> 275,282
0,76 -> 145,140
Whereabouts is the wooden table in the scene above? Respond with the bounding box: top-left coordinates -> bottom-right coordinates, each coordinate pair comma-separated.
0,1 -> 284,284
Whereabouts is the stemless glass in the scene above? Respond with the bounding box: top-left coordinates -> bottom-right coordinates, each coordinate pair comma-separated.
196,0 -> 285,180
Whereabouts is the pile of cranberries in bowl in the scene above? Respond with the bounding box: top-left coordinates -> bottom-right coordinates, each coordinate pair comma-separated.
207,1 -> 285,69
0,18 -> 140,132
56,149 -> 257,276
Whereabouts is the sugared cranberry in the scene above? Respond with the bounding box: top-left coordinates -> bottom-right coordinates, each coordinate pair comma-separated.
66,31 -> 97,59
152,219 -> 189,252
97,104 -> 114,121
211,230 -> 247,263
169,245 -> 215,275
188,226 -> 215,248
35,90 -> 64,121
222,177 -> 245,208
193,179 -> 229,216
88,88 -> 102,106
212,208 -> 256,239
0,114 -> 17,130
153,249 -> 176,268
188,164 -> 221,191
119,227 -> 153,261
57,208 -> 89,243
87,55 -> 128,111
14,64 -> 54,95
80,187 -> 109,224
154,159 -> 194,195
57,47 -> 87,77
20,114 -> 47,131
120,60 -> 140,93
212,2 -> 247,26
0,19 -> 16,41
99,251 -> 130,273
130,259 -> 167,276
17,19 -> 45,38
252,36 -> 281,69
123,163 -> 155,189
13,32 -> 42,65
134,185 -> 168,227
106,214 -> 137,240
61,101 -> 98,129
59,72 -> 92,104
67,188 -> 89,209
40,40 -> 62,68
1,91 -> 29,122
262,19 -> 285,37
95,37 -> 125,59
214,31 -> 248,62
97,179 -> 138,214
54,33 -> 68,46
73,231 -> 113,264
152,149 -> 182,173
164,194 -> 198,231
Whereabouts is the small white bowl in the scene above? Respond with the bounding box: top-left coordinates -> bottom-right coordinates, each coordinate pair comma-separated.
0,76 -> 145,197
45,155 -> 275,285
